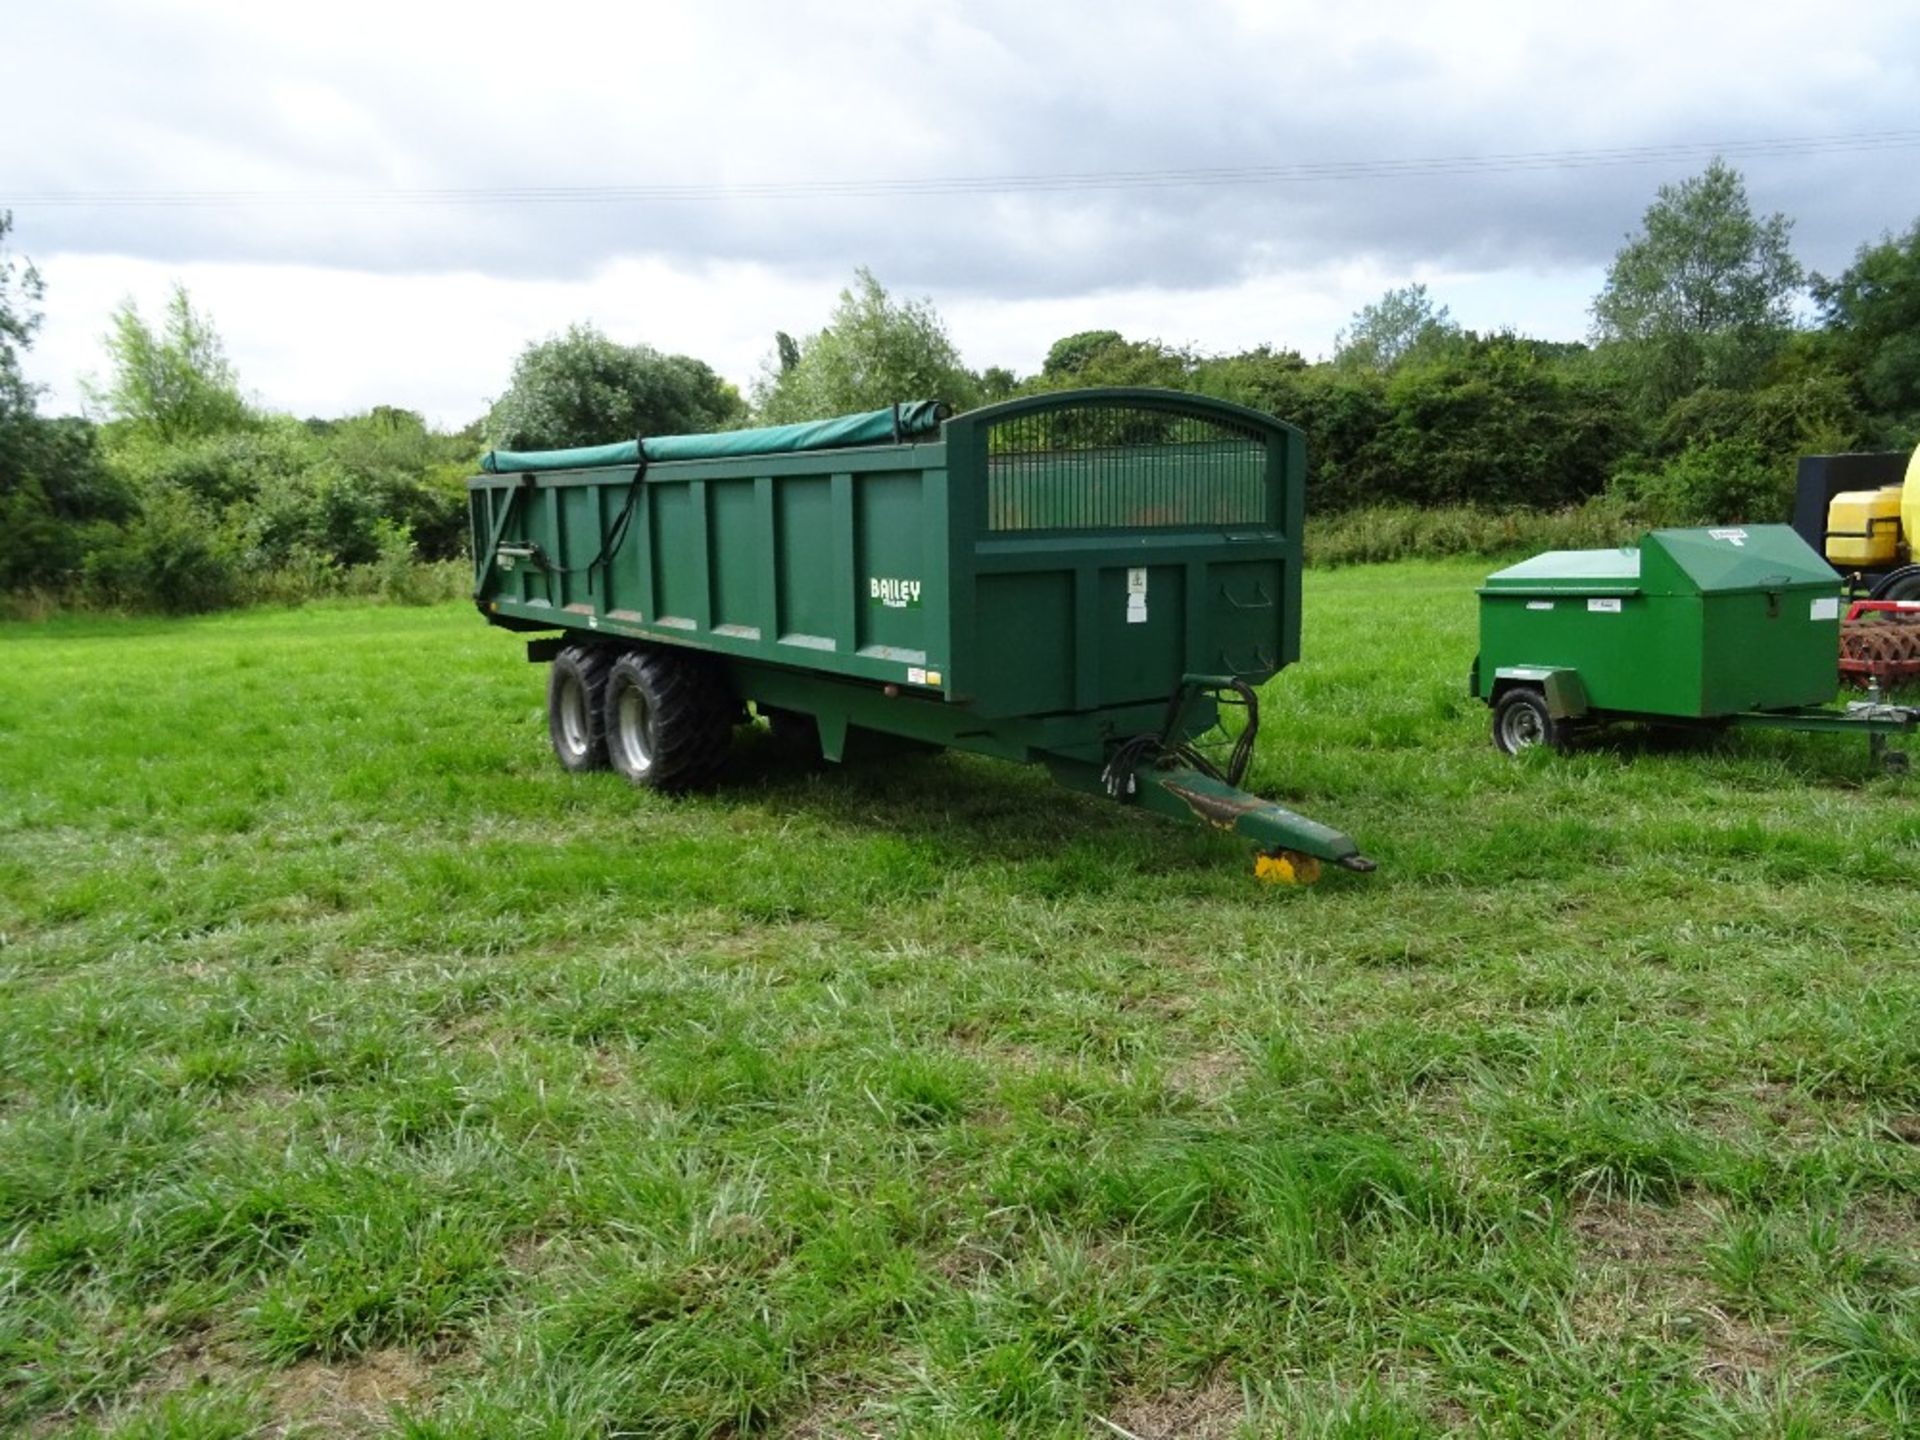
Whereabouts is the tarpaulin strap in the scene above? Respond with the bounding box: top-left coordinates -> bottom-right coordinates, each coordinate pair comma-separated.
584,455 -> 649,594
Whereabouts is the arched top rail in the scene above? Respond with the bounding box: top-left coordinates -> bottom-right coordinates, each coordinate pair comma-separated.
944,387 -> 1301,534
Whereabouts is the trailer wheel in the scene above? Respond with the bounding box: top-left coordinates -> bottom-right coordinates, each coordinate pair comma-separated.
1870,565 -> 1920,602
547,645 -> 613,772
604,648 -> 733,791
1493,687 -> 1566,755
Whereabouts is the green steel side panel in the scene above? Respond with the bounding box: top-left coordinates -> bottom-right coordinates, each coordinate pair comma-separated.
651,482 -> 704,628
1478,591 -> 1700,716
471,441 -> 955,693
969,570 -> 1076,713
856,471 -> 933,664
1698,591 -> 1840,712
709,479 -> 761,637
776,478 -> 836,644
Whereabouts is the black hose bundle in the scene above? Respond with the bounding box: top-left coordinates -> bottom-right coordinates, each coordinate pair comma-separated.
1102,679 -> 1259,797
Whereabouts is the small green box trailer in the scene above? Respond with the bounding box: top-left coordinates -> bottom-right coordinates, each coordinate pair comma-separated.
1473,525 -> 1918,764
469,388 -> 1371,881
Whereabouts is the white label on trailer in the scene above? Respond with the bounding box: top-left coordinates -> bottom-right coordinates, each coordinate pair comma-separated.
1811,596 -> 1840,621
1127,595 -> 1148,624
1526,600 -> 1554,611
869,576 -> 922,609
907,666 -> 927,685
1709,528 -> 1749,546
1588,597 -> 1622,613
1127,567 -> 1148,595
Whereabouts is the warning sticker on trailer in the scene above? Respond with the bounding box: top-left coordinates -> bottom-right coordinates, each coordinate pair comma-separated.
1526,600 -> 1554,611
1588,597 -> 1623,613
1810,596 -> 1840,621
1126,567 -> 1148,623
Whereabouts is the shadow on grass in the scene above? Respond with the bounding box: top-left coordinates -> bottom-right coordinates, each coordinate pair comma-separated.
1549,717 -> 1902,785
714,725 -> 1266,885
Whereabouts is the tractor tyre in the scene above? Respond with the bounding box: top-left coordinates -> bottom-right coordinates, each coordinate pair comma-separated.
1870,565 -> 1920,602
547,644 -> 614,772
1492,686 -> 1567,755
603,647 -> 734,791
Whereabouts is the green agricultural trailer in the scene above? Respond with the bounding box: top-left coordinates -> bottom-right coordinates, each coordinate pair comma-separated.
1472,525 -> 1920,767
469,388 -> 1372,882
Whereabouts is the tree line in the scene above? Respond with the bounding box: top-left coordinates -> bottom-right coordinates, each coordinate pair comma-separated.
2,158 -> 1917,612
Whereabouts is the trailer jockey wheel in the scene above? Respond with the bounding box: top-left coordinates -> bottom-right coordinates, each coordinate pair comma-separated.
603,648 -> 734,791
1493,687 -> 1567,755
547,645 -> 613,772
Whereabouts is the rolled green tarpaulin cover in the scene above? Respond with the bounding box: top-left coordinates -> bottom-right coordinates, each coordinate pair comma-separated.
480,400 -> 948,474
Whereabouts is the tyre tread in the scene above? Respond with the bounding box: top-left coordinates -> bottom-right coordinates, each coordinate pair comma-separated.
605,646 -> 734,790
548,643 -> 615,771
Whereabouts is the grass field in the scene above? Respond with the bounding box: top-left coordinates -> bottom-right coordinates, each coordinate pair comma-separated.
2,561 -> 1917,1438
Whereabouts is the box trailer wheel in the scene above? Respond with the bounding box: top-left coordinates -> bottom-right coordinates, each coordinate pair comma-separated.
604,648 -> 733,791
1492,686 -> 1566,755
547,644 -> 613,772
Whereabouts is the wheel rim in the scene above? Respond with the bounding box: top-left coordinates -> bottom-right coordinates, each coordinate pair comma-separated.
1501,702 -> 1546,751
616,685 -> 655,775
557,672 -> 590,757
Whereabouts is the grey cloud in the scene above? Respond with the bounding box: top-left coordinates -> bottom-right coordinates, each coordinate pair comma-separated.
6,1 -> 1918,301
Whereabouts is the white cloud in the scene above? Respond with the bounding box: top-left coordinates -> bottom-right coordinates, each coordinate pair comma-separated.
25,250 -> 1606,430
25,254 -> 839,426
5,0 -> 1916,420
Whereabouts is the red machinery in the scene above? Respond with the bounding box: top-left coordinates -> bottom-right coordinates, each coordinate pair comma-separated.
1839,599 -> 1920,689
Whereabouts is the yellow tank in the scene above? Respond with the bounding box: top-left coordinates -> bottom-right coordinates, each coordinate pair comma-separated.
1827,483 -> 1906,567
1904,441 -> 1920,561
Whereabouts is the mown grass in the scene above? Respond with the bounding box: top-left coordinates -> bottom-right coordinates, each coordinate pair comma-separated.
2,564 -> 1916,1437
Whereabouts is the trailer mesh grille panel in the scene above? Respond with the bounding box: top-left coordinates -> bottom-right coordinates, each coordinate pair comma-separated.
985,407 -> 1268,531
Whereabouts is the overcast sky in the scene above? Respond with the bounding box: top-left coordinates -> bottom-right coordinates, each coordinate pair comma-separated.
5,0 -> 1917,428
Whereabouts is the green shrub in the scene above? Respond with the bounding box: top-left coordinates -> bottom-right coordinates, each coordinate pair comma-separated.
1606,438 -> 1794,526
1306,499 -> 1640,568
0,415 -> 136,590
371,520 -> 433,605
81,488 -> 240,613
239,544 -> 341,607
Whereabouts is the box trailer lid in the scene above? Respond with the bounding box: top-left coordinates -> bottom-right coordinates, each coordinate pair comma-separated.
1639,526 -> 1841,597
1480,546 -> 1642,596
